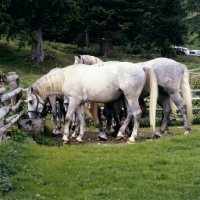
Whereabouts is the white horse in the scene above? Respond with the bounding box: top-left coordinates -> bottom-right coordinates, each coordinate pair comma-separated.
75,55 -> 193,137
41,68 -> 93,135
74,55 -> 103,65
27,62 -> 158,144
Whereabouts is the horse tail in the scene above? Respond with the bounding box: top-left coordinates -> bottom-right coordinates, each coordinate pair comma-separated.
144,67 -> 158,131
91,102 -> 99,124
170,99 -> 178,118
84,105 -> 93,119
180,64 -> 193,124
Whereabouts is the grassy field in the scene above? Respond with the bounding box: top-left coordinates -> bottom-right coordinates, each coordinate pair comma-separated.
1,39 -> 200,199
1,127 -> 200,200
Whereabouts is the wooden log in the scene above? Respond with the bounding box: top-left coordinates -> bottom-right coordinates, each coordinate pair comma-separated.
1,72 -> 21,106
0,106 -> 11,128
0,111 -> 24,141
0,87 -> 6,94
2,73 -> 19,83
5,114 -> 18,124
11,99 -> 22,111
0,87 -> 22,102
0,106 -> 10,120
22,88 -> 28,93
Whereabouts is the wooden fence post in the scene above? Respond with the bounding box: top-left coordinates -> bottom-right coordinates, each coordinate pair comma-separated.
2,72 -> 21,106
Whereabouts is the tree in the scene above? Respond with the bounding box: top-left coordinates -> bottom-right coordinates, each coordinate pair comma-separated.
183,0 -> 200,43
75,0 -> 142,56
0,0 -> 80,63
152,0 -> 187,56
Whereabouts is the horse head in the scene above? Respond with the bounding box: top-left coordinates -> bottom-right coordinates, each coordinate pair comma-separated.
74,55 -> 83,65
27,87 -> 45,119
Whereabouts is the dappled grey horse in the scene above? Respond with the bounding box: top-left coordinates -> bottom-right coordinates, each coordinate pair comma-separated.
27,62 -> 158,144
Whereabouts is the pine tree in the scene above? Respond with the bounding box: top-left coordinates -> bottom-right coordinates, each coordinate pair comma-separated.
152,0 -> 187,56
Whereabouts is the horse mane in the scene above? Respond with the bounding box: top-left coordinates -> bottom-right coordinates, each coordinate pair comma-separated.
32,65 -> 87,99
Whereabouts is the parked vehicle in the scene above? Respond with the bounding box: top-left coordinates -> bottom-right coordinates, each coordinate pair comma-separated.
173,46 -> 189,55
188,50 -> 200,57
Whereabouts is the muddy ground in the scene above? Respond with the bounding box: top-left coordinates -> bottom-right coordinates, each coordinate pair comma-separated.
54,129 -> 157,147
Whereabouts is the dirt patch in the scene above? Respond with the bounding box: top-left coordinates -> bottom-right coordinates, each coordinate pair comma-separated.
54,129 -> 156,147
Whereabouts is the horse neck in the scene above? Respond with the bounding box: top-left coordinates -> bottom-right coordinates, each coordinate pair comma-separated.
33,72 -> 63,100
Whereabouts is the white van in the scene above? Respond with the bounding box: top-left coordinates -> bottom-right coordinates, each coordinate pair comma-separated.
173,46 -> 189,55
188,50 -> 200,57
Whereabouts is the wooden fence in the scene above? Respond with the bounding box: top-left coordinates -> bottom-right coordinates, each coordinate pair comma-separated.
0,71 -> 26,142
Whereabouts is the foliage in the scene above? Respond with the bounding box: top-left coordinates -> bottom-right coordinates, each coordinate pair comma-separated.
8,125 -> 35,143
160,39 -> 176,58
184,0 -> 200,41
153,0 -> 187,48
0,0 -> 194,59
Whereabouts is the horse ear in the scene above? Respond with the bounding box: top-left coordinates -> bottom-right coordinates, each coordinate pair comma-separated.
30,87 -> 34,92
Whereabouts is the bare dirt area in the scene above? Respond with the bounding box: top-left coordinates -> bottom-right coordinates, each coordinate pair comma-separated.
54,129 -> 156,147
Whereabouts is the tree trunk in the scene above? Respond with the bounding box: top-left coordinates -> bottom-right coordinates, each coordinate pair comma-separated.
85,28 -> 90,48
31,28 -> 45,64
101,39 -> 112,57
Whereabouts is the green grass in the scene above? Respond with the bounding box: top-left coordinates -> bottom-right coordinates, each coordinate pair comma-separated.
1,126 -> 200,200
1,39 -> 200,199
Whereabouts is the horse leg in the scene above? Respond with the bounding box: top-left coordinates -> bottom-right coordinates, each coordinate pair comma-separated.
105,102 -> 114,135
169,92 -> 191,134
118,98 -> 146,137
49,96 -> 58,134
112,99 -> 123,137
98,105 -> 103,132
97,104 -> 108,140
57,100 -> 64,134
71,113 -> 80,139
116,98 -> 142,143
62,100 -> 80,144
97,103 -> 113,140
155,93 -> 171,137
74,104 -> 86,143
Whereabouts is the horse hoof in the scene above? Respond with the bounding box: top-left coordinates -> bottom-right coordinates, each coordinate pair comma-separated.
126,139 -> 135,144
154,133 -> 162,138
58,130 -> 64,135
51,132 -> 58,137
184,130 -> 189,135
62,140 -> 69,145
70,135 -> 76,139
99,133 -> 107,141
99,136 -> 107,141
116,135 -> 124,141
75,139 -> 82,144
